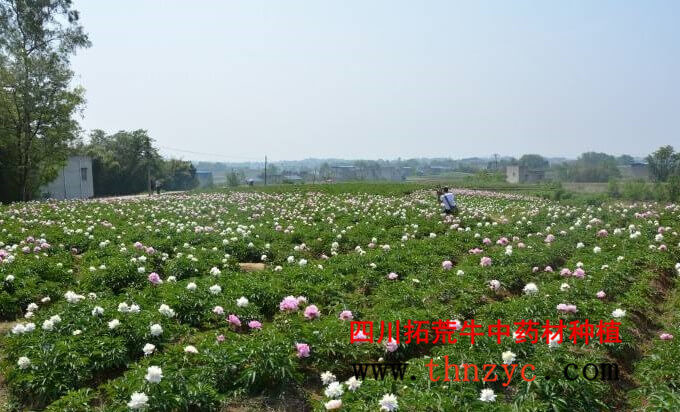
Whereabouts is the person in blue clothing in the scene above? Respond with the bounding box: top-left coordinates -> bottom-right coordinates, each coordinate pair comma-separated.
439,187 -> 458,215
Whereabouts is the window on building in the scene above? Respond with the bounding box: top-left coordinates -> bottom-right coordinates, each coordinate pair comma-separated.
81,167 -> 88,181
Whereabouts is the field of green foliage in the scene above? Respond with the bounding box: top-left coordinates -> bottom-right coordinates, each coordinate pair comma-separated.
1,184 -> 679,411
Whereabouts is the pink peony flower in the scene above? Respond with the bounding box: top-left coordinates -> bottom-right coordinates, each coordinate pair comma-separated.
442,260 -> 453,270
560,268 -> 572,277
480,257 -> 492,267
279,296 -> 300,312
556,303 -> 578,314
482,238 -> 492,245
339,310 -> 353,321
469,248 -> 483,255
248,320 -> 262,329
228,314 -> 241,327
544,234 -> 555,243
296,343 -> 310,358
213,306 -> 224,315
134,241 -> 144,250
496,237 -> 509,246
596,291 -> 606,299
216,334 -> 225,342
148,272 -> 162,285
383,338 -> 398,352
387,272 -> 398,280
597,229 -> 608,237
660,333 -> 674,340
573,268 -> 586,278
544,266 -> 553,272
303,305 -> 320,320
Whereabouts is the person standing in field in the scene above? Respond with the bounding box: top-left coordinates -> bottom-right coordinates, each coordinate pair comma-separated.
155,179 -> 162,195
439,187 -> 458,215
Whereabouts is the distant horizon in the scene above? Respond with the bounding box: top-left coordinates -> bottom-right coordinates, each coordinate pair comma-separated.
71,1 -> 680,162
181,153 -> 648,167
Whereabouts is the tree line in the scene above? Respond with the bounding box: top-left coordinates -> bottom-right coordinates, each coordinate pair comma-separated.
0,1 -> 195,203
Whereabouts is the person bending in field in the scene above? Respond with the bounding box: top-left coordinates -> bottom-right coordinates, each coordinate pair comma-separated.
439,187 -> 458,215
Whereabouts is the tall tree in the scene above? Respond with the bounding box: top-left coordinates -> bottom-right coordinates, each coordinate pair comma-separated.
646,145 -> 679,182
83,129 -> 163,196
518,154 -> 549,169
0,0 -> 90,201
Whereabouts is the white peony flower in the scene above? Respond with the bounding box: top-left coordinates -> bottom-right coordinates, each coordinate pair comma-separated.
145,365 -> 163,383
186,282 -> 197,291
184,345 -> 198,354
324,381 -> 344,398
612,308 -> 626,318
379,393 -> 398,411
127,392 -> 149,410
523,283 -> 538,295
150,324 -> 163,336
42,319 -> 54,331
143,343 -> 156,355
346,376 -> 362,391
324,399 -> 342,410
17,356 -> 31,369
108,319 -> 120,329
64,291 -> 85,304
209,284 -> 222,295
320,371 -> 336,385
501,350 -> 516,364
92,306 -> 104,316
158,304 -> 175,318
479,388 -> 496,402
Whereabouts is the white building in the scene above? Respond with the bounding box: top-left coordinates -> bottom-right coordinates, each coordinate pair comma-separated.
41,156 -> 94,200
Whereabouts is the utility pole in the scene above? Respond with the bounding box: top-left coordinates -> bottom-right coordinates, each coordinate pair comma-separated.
493,153 -> 499,170
264,155 -> 267,185
146,135 -> 152,196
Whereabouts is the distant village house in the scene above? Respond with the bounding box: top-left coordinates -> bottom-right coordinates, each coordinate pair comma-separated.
506,165 -> 545,183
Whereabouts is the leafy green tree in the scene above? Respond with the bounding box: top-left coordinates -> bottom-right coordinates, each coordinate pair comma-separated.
518,154 -> 549,169
616,154 -> 635,165
0,0 -> 90,202
83,129 -> 163,196
556,152 -> 621,182
319,162 -> 332,180
646,145 -> 679,182
226,170 -> 241,187
164,159 -> 198,190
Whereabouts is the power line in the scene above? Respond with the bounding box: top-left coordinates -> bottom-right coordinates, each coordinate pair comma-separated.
158,145 -> 262,161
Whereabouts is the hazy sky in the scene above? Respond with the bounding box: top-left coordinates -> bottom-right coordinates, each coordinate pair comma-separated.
71,0 -> 680,162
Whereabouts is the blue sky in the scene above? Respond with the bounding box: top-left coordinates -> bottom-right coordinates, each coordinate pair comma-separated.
70,0 -> 680,161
